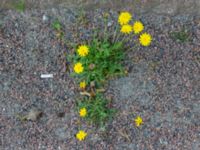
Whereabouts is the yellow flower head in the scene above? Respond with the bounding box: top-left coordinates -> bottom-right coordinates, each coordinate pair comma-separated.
79,81 -> 86,89
77,45 -> 89,57
76,130 -> 87,141
118,12 -> 132,25
74,62 -> 84,74
135,116 -> 143,127
139,33 -> 152,46
120,24 -> 132,34
133,21 -> 144,34
79,108 -> 87,117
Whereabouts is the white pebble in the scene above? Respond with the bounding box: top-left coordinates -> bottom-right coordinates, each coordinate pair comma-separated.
42,15 -> 48,22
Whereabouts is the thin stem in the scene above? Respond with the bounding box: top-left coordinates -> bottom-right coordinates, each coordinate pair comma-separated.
112,25 -> 117,43
112,24 -> 120,43
103,21 -> 108,40
121,35 -> 127,43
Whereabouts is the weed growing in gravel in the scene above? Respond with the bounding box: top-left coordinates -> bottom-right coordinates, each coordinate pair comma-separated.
170,29 -> 190,43
52,20 -> 62,30
77,94 -> 116,127
69,40 -> 125,87
66,11 -> 151,140
13,0 -> 25,12
52,20 -> 64,39
68,11 -> 152,88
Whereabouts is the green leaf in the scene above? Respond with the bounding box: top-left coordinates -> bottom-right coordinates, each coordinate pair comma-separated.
13,0 -> 25,12
77,94 -> 116,127
52,20 -> 62,30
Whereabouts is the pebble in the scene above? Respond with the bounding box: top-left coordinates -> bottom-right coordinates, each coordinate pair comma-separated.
107,21 -> 113,27
42,14 -> 49,22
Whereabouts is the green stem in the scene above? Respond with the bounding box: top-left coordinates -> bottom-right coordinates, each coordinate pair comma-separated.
103,18 -> 108,42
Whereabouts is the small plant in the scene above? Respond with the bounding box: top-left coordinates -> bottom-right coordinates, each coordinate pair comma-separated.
52,20 -> 62,31
76,9 -> 89,25
77,94 -> 116,127
13,0 -> 25,12
69,39 -> 125,87
52,20 -> 64,40
66,11 -> 152,140
170,29 -> 190,43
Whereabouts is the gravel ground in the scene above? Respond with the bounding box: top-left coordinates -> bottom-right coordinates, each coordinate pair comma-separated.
0,7 -> 200,150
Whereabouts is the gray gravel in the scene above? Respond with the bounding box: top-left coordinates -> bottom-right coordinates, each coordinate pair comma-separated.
0,7 -> 200,150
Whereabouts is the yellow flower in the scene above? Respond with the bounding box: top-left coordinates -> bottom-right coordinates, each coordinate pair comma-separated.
76,130 -> 87,141
133,21 -> 144,34
74,62 -> 84,74
79,108 -> 87,117
118,12 -> 132,25
139,33 -> 152,46
120,24 -> 132,34
79,81 -> 86,89
135,116 -> 143,127
77,45 -> 89,57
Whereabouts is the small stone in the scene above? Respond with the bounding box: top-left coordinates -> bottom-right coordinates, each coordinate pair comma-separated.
107,21 -> 113,27
26,109 -> 43,121
89,63 -> 95,70
56,112 -> 65,118
90,81 -> 95,88
42,15 -> 48,22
